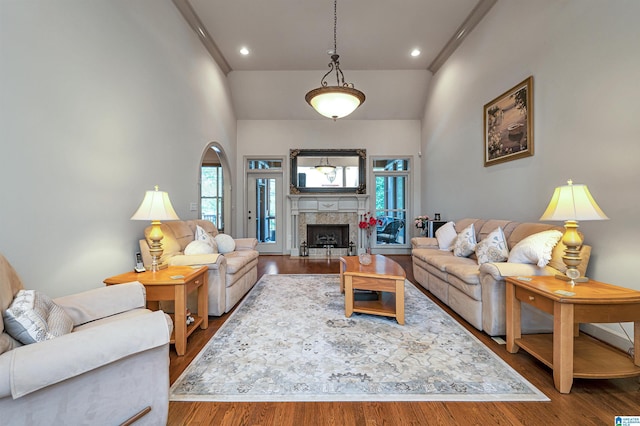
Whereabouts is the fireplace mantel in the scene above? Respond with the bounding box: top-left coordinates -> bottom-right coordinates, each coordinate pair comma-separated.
288,194 -> 370,256
288,194 -> 369,214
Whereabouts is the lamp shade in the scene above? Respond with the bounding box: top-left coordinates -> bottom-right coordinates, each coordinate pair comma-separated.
131,186 -> 180,221
305,86 -> 365,120
540,180 -> 608,221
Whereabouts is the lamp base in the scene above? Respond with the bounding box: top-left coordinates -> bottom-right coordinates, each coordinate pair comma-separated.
555,273 -> 589,285
145,262 -> 168,271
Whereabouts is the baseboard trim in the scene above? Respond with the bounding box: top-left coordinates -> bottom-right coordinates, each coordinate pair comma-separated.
580,323 -> 634,352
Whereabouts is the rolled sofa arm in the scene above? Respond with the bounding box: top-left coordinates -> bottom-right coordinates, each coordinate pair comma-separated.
54,282 -> 146,327
167,253 -> 222,268
411,237 -> 438,250
478,262 -> 558,281
234,238 -> 258,251
1,310 -> 169,399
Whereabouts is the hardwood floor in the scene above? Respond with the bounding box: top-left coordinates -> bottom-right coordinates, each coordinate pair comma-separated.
167,255 -> 639,425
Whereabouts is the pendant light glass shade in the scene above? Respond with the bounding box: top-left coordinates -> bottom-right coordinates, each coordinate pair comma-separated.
305,86 -> 365,120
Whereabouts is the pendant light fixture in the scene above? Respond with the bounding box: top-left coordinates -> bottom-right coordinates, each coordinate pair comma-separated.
305,0 -> 365,120
315,157 -> 336,174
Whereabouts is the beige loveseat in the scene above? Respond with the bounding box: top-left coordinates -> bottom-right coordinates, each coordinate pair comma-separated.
0,254 -> 171,425
412,218 -> 592,336
139,219 -> 259,316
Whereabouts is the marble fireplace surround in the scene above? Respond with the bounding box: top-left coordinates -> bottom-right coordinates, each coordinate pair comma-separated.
289,194 -> 369,257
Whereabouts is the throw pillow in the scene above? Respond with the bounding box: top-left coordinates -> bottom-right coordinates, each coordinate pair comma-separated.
476,227 -> 509,265
195,225 -> 218,252
3,290 -> 74,345
435,221 -> 457,250
215,233 -> 236,254
184,240 -> 215,255
453,223 -> 477,257
507,230 -> 563,267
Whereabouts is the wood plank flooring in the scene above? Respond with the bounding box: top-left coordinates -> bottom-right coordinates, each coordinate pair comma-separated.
167,255 -> 639,425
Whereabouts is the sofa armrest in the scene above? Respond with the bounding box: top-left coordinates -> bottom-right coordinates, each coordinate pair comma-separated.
478,262 -> 558,281
167,253 -> 222,268
411,237 -> 439,250
234,238 -> 258,251
2,310 -> 169,399
54,282 -> 146,326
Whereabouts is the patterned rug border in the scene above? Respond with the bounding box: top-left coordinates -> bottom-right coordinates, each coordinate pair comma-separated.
170,274 -> 549,402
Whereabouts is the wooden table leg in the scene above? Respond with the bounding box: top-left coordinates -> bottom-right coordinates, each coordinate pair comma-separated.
553,301 -> 574,393
174,284 -> 187,356
506,281 -> 521,353
198,272 -> 209,330
345,276 -> 354,318
339,259 -> 345,293
634,321 -> 640,367
395,278 -> 405,325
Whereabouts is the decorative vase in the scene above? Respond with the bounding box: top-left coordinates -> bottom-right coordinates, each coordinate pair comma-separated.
358,252 -> 372,265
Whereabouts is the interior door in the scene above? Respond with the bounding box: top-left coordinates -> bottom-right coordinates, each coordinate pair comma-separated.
247,174 -> 283,253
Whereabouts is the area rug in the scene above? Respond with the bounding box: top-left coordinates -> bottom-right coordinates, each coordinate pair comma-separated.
169,274 -> 548,402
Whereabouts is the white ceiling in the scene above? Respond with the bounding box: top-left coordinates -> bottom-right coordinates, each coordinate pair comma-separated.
175,0 -> 496,120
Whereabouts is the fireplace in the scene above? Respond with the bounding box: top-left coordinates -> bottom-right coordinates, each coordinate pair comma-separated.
307,224 -> 349,248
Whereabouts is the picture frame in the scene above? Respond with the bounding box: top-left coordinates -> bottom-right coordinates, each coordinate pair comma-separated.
484,76 -> 533,166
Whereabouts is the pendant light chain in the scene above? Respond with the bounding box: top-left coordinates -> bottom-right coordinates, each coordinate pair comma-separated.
333,0 -> 338,54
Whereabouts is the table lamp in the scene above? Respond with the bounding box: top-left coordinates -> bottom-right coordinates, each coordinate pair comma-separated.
131,186 -> 180,271
539,179 -> 608,284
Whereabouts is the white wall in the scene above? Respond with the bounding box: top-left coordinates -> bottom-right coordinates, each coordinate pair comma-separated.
0,0 -> 237,297
237,120 -> 422,251
421,0 -> 640,342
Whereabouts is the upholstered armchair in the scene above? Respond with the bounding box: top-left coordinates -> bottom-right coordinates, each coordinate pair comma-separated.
0,254 -> 171,425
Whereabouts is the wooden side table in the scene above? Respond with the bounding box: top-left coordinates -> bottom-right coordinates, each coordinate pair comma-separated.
104,265 -> 208,356
505,275 -> 640,393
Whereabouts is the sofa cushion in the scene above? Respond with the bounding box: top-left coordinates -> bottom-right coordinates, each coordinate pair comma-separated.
426,253 -> 464,273
0,332 -> 22,354
3,290 -> 74,345
453,223 -> 477,257
215,234 -> 236,254
446,261 -> 481,286
476,227 -> 509,264
435,221 -> 457,250
507,230 -> 563,267
412,248 -> 452,263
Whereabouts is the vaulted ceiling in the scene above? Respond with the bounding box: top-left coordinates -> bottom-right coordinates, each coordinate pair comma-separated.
173,0 -> 496,119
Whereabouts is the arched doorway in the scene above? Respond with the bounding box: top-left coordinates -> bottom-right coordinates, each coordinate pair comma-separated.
199,142 -> 232,234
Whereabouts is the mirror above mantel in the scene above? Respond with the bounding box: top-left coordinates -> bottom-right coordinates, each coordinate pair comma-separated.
290,149 -> 366,194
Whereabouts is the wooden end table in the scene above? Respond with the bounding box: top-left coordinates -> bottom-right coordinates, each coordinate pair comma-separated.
104,265 -> 208,356
505,275 -> 640,393
339,255 -> 406,324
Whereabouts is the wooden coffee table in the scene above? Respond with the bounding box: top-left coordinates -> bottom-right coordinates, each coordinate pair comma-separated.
339,255 -> 406,324
104,265 -> 208,356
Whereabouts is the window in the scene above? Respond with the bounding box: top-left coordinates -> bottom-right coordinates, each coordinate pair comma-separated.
201,166 -> 223,229
373,158 -> 410,246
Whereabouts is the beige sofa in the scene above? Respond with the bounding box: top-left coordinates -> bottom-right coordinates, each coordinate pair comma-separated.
0,254 -> 171,425
139,219 -> 259,316
412,218 -> 592,336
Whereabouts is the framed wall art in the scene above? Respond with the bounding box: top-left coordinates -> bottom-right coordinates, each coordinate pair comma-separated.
484,76 -> 533,166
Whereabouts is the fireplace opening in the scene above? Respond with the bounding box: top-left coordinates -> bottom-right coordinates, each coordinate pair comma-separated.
307,224 -> 349,248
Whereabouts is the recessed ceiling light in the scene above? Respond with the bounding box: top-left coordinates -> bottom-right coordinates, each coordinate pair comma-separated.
239,47 -> 249,56
410,48 -> 421,57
